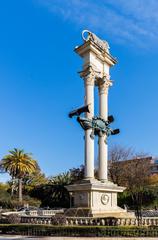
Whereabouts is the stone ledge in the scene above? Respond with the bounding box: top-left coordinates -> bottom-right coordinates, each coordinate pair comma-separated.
66,179 -> 125,193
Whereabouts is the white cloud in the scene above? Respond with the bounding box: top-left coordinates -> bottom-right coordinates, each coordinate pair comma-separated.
36,0 -> 158,48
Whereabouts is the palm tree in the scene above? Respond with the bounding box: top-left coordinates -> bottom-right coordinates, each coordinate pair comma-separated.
0,148 -> 37,203
50,172 -> 72,185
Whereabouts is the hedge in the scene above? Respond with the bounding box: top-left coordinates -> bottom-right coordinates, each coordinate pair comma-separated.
1,224 -> 158,237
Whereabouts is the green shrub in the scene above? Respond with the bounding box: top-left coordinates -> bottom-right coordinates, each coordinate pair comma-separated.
0,224 -> 158,237
0,189 -> 12,208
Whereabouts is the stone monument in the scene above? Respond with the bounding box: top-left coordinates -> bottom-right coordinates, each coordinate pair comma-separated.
67,30 -> 130,217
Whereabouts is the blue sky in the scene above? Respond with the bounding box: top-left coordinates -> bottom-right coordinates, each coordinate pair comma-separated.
1,0 -> 158,182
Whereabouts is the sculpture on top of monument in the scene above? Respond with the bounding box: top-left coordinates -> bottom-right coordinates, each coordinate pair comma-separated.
82,30 -> 110,53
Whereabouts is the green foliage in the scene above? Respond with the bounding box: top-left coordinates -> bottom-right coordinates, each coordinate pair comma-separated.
0,148 -> 38,202
48,165 -> 84,185
23,169 -> 48,193
10,195 -> 41,208
30,184 -> 70,208
0,192 -> 41,209
0,148 -> 37,178
0,224 -> 158,237
32,165 -> 84,208
0,183 -> 9,191
0,183 -> 11,208
0,189 -> 11,208
49,171 -> 72,185
118,187 -> 158,210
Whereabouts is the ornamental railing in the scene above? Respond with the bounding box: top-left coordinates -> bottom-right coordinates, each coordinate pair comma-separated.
20,215 -> 158,226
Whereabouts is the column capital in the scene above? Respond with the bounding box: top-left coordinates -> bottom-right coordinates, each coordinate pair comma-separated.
98,76 -> 113,95
79,66 -> 96,86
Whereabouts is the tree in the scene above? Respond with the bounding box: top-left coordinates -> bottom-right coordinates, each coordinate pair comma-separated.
120,157 -> 151,220
49,171 -> 72,185
46,172 -> 72,208
0,183 -> 11,208
23,166 -> 48,193
108,145 -> 134,184
31,166 -> 85,208
0,148 -> 37,203
68,165 -> 84,183
108,145 -> 151,222
31,183 -> 70,208
31,172 -> 71,208
49,166 -> 85,185
149,174 -> 158,186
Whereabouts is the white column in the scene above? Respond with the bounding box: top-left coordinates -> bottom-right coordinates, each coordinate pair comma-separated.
84,73 -> 94,179
98,83 -> 108,181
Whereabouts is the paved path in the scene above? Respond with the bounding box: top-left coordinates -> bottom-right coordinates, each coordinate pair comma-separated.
0,237 -> 158,240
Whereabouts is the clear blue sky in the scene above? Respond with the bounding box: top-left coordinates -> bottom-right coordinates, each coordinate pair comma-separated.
1,0 -> 158,182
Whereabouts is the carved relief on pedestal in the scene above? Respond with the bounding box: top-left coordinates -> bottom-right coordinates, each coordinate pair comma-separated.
79,193 -> 84,201
101,193 -> 109,205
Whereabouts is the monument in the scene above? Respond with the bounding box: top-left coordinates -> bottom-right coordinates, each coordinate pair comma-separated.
67,30 -> 129,217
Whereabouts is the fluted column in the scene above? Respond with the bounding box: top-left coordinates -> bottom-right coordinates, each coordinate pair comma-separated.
98,78 -> 112,181
83,69 -> 95,179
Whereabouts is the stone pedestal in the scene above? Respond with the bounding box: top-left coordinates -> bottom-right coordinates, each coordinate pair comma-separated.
66,179 -> 132,218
